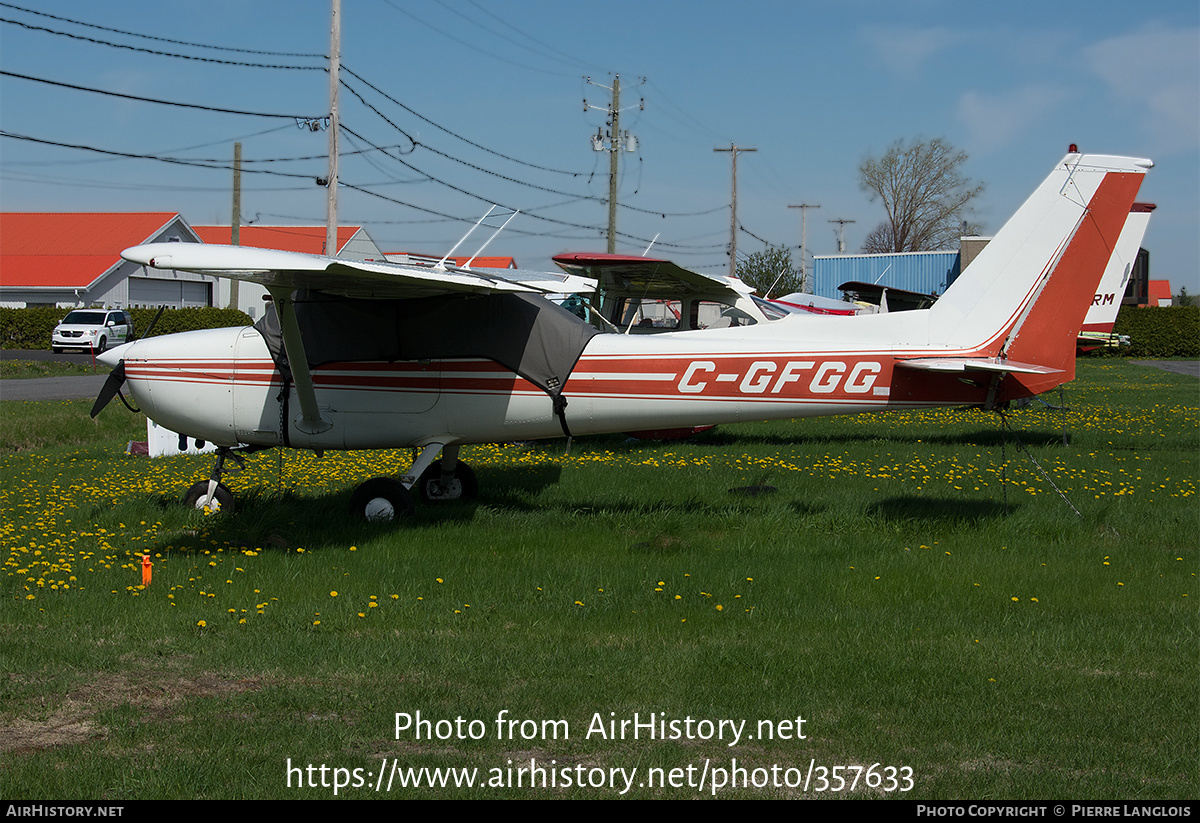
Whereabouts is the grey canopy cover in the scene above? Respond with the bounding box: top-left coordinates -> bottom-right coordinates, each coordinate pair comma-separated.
254,291 -> 598,417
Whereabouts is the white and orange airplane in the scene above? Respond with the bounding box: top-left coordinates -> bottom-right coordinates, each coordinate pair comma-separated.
96,151 -> 1151,520
1077,201 -> 1155,350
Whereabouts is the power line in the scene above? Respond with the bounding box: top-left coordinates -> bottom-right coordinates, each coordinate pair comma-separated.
0,130 -> 319,179
0,17 -> 323,70
0,70 -> 325,119
338,98 -> 727,219
375,0 -> 576,79
462,0 -> 599,73
2,8 -> 721,222
0,2 -> 323,58
339,65 -> 583,177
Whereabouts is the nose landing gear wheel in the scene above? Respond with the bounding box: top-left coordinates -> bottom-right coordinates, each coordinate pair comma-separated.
416,460 -> 478,504
350,477 -> 415,523
183,481 -> 234,515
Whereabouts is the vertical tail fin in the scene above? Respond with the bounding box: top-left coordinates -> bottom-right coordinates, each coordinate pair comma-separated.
1082,202 -> 1155,334
930,153 -> 1151,390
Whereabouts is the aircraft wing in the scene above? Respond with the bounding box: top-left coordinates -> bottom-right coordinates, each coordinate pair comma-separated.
471,266 -> 596,295
552,253 -> 746,298
838,281 -> 938,312
122,242 -> 600,438
122,243 -> 544,299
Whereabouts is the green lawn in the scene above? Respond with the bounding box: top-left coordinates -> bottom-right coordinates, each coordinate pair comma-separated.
1,359 -> 1196,798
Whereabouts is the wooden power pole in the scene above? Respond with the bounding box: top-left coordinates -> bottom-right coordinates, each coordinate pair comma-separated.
325,0 -> 340,258
586,75 -> 641,253
788,202 -> 820,293
228,142 -> 241,310
714,144 -> 755,278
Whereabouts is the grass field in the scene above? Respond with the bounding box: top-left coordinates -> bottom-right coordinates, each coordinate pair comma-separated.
0,359 -> 100,380
1,359 -> 1196,799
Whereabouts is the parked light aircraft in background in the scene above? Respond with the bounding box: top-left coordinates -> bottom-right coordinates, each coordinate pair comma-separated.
550,252 -> 788,332
94,151 -> 1151,521
1077,202 -> 1154,351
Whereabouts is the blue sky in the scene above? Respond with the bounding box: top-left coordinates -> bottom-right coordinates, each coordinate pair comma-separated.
2,0 -> 1197,290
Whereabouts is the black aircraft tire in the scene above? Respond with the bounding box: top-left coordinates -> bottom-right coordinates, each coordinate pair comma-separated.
183,480 -> 235,515
416,460 -> 478,504
350,477 -> 415,523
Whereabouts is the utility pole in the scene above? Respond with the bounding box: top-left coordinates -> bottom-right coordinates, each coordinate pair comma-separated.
325,0 -> 340,258
608,74 -> 619,254
829,218 -> 856,253
229,142 -> 241,310
714,144 -> 755,278
788,202 -> 820,293
585,75 -> 642,253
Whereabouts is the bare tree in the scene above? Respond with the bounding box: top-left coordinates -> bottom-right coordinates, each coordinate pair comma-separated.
859,137 -> 984,253
736,244 -> 800,297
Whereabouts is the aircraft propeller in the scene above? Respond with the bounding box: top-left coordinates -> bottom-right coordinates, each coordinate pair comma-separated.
89,305 -> 164,419
90,359 -> 129,418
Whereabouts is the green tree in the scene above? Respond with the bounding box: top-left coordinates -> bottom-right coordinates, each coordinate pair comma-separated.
736,244 -> 801,297
859,137 -> 985,253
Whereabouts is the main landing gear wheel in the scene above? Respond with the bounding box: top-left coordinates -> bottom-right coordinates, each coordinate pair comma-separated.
416,460 -> 478,504
183,480 -> 234,515
350,477 -> 415,523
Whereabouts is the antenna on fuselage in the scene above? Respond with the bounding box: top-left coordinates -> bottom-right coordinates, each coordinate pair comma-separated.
436,206 -> 519,271
437,206 -> 493,271
462,209 -> 519,270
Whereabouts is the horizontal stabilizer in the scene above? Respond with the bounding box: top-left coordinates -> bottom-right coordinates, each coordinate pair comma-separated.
895,357 -> 1062,375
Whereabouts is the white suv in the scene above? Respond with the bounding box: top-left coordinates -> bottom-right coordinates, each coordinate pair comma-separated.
51,309 -> 135,354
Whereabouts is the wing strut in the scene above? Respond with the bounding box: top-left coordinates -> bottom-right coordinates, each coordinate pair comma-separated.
268,287 -> 332,434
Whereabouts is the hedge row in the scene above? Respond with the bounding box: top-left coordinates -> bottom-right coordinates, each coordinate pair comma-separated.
4,303 -> 1195,358
1104,305 -> 1199,358
0,306 -> 255,350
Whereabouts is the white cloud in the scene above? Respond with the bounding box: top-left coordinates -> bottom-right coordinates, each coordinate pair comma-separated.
1082,26 -> 1200,155
859,25 -> 972,75
957,86 -> 1065,153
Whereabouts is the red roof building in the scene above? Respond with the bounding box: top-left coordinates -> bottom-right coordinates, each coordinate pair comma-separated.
1146,279 -> 1173,307
0,212 -> 206,308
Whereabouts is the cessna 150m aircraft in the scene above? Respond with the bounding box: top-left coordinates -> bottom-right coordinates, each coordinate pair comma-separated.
94,151 -> 1151,521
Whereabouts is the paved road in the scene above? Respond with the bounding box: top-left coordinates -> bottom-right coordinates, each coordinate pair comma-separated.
1,374 -> 109,401
1131,360 -> 1200,378
1,350 -> 109,401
